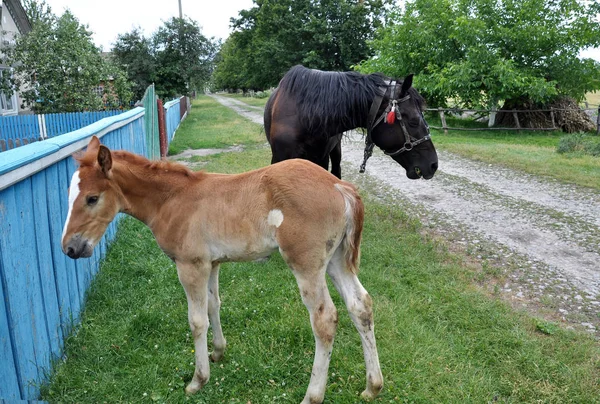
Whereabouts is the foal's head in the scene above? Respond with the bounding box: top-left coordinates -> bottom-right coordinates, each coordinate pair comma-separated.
62,136 -> 120,259
370,75 -> 438,180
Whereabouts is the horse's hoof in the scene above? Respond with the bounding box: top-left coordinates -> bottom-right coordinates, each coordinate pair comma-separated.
185,376 -> 207,395
210,351 -> 224,362
360,389 -> 376,401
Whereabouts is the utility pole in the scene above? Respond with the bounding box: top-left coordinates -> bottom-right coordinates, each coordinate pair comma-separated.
178,0 -> 183,19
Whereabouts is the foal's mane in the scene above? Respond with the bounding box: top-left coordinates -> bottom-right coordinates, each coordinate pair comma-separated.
77,149 -> 197,179
277,65 -> 424,135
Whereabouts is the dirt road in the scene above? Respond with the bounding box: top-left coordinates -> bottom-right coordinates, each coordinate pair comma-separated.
210,94 -> 600,334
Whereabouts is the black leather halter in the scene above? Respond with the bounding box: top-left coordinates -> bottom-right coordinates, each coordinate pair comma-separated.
359,81 -> 431,173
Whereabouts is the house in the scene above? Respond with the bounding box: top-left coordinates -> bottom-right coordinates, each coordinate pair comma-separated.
0,0 -> 32,116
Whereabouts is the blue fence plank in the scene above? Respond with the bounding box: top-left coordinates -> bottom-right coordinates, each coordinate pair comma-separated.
0,253 -> 22,400
44,163 -> 73,339
0,182 -> 45,399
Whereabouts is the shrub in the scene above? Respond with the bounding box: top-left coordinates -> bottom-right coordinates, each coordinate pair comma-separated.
557,132 -> 600,156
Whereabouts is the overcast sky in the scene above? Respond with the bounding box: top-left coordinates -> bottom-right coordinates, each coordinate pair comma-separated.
45,0 -> 600,62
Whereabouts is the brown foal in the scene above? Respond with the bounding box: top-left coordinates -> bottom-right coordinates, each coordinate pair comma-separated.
61,136 -> 383,403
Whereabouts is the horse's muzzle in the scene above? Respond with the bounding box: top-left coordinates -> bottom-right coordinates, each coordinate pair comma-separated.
63,234 -> 94,259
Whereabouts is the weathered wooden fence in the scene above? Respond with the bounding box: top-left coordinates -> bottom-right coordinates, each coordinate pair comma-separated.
427,107 -> 600,134
0,107 -> 151,401
0,110 -> 123,152
142,85 -> 160,160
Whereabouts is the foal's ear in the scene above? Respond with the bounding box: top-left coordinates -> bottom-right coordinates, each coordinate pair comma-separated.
401,74 -> 414,95
97,145 -> 112,177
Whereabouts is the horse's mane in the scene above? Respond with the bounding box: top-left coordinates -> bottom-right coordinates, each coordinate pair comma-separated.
77,149 -> 197,179
276,65 -> 424,135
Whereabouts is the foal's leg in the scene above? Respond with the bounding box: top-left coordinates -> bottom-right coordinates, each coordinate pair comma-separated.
208,263 -> 226,362
326,247 -> 383,400
288,262 -> 338,404
176,260 -> 211,394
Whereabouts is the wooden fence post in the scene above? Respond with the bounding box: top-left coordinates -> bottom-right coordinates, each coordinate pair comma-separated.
512,110 -> 521,131
597,106 -> 600,135
550,107 -> 556,130
438,107 -> 448,135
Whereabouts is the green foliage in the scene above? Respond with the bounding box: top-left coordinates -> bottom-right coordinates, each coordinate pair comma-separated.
111,28 -> 156,102
212,0 -> 389,91
0,0 -> 132,113
557,132 -> 600,156
360,0 -> 600,109
112,18 -> 219,100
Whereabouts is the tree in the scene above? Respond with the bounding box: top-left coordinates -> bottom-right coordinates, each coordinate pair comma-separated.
358,0 -> 600,112
213,0 -> 389,91
0,0 -> 132,113
112,28 -> 156,102
111,18 -> 218,99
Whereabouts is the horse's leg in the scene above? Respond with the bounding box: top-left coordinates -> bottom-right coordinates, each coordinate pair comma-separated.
330,135 -> 342,179
279,241 -> 337,404
294,269 -> 338,404
208,263 -> 226,362
176,260 -> 211,394
326,247 -> 383,400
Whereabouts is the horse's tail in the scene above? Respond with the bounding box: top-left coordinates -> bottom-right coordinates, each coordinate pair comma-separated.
334,182 -> 364,274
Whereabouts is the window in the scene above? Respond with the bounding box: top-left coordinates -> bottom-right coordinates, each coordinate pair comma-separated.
0,68 -> 18,115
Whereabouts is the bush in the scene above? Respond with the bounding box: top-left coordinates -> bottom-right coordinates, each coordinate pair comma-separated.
557,132 -> 600,156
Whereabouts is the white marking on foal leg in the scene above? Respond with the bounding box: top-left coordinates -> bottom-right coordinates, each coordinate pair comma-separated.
61,171 -> 81,245
267,209 -> 284,228
326,247 -> 383,400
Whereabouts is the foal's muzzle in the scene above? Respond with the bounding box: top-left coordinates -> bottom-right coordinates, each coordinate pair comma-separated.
63,234 -> 94,259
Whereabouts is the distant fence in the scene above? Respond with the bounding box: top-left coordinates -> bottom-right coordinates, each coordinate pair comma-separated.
164,96 -> 190,145
426,107 -> 600,134
0,110 -> 123,152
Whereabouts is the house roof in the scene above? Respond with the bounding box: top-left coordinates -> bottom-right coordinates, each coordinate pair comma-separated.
3,0 -> 32,34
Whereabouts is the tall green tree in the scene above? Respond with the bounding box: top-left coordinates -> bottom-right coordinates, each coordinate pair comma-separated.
112,18 -> 218,99
112,28 -> 156,102
0,0 -> 132,113
153,17 -> 219,98
213,0 -> 389,91
359,0 -> 600,109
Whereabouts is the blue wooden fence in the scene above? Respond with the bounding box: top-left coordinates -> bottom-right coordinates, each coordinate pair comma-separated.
0,107 -> 149,401
0,110 -> 123,151
164,97 -> 184,143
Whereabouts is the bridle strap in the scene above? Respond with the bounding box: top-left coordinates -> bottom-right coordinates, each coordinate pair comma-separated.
360,81 -> 394,173
360,83 -> 431,172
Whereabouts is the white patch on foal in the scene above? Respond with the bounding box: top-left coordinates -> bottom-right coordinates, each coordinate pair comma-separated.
267,209 -> 284,228
61,171 -> 81,244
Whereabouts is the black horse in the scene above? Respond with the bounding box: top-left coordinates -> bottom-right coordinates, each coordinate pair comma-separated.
264,65 -> 438,179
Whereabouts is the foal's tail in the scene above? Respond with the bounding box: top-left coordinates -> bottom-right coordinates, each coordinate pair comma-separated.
334,183 -> 364,274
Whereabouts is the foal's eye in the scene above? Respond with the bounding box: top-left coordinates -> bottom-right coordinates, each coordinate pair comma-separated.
86,196 -> 99,206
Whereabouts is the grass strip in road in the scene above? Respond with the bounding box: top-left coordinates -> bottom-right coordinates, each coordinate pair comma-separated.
40,96 -> 600,403
168,95 -> 266,155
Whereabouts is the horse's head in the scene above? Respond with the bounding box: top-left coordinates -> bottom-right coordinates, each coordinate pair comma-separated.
62,136 -> 120,259
370,75 -> 438,179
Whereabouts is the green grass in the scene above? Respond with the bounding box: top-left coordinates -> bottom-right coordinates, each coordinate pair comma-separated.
168,96 -> 266,155
430,128 -> 600,190
40,97 -> 600,403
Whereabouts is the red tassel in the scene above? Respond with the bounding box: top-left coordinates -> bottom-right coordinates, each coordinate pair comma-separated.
386,110 -> 396,125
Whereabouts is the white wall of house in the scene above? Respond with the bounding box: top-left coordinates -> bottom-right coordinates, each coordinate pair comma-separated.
1,0 -> 24,116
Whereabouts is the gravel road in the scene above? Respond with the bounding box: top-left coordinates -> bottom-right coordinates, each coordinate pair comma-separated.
209,94 -> 600,334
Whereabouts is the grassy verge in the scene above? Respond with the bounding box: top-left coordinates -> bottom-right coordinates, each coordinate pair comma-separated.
40,97 -> 600,403
168,96 -> 266,155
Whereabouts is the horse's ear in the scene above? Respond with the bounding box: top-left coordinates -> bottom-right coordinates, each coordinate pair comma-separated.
97,145 -> 112,177
401,74 -> 414,95
88,136 -> 100,151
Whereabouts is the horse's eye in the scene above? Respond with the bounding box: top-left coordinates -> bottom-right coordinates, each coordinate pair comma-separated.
408,118 -> 420,127
87,196 -> 99,206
